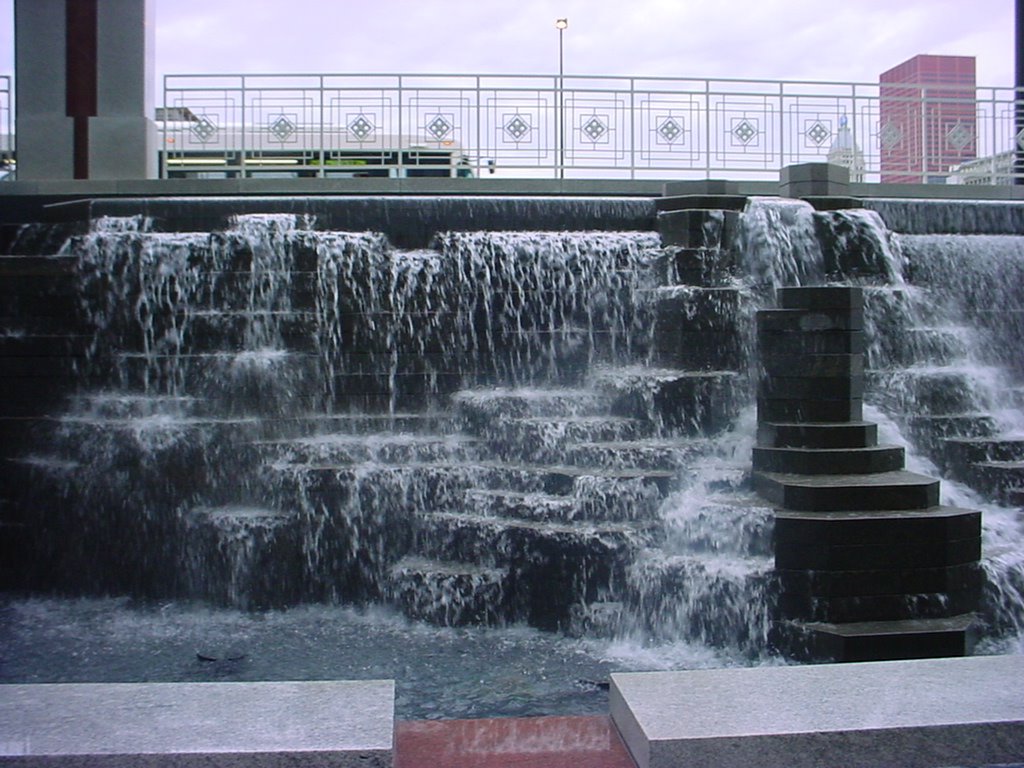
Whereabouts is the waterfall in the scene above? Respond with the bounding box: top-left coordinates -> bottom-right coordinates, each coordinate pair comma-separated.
6,197 -> 1022,713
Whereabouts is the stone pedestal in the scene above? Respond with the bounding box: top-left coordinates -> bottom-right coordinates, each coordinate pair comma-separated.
754,286 -> 982,661
14,0 -> 156,179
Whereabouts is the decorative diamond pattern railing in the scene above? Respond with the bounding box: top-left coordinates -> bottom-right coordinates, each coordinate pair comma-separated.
151,73 -> 1022,181
0,75 -> 12,170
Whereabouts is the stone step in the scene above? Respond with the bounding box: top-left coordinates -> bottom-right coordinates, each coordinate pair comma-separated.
870,326 -> 970,367
386,555 -> 509,626
565,439 -> 708,471
757,420 -> 878,449
868,368 -> 993,416
410,512 -> 656,629
184,310 -> 321,353
453,387 -> 611,425
461,489 -> 578,522
257,432 -> 482,466
67,393 -> 201,420
595,366 -> 743,435
623,550 -> 774,646
415,511 -> 657,568
183,505 -> 303,610
971,460 -> 1024,505
268,460 -> 676,509
774,507 -> 981,546
475,415 -> 650,461
751,444 -> 905,475
0,253 -> 77,276
753,470 -> 940,512
900,413 -> 1000,457
940,436 -> 1024,476
772,615 -> 976,662
463,478 -> 663,523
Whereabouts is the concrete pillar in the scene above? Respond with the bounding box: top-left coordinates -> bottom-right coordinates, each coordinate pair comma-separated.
15,0 -> 156,180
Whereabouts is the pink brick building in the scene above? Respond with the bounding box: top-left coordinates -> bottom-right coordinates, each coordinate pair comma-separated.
879,55 -> 977,183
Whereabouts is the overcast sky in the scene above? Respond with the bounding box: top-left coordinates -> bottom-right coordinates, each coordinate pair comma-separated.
0,0 -> 1018,87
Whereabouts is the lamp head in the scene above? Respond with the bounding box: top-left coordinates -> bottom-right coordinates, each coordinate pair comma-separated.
555,18 -> 568,30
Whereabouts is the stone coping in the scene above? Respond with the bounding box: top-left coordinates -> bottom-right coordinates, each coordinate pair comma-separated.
3,176 -> 1024,200
0,680 -> 395,767
610,655 -> 1024,768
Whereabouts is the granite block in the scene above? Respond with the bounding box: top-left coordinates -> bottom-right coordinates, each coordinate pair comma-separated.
610,655 -> 1024,768
0,680 -> 395,767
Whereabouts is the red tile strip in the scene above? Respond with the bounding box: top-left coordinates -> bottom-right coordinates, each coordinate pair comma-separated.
395,715 -> 636,768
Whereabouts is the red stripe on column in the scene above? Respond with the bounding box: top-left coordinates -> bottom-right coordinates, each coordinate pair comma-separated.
66,0 -> 98,178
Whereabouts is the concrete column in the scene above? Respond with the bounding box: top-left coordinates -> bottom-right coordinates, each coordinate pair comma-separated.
14,0 -> 156,180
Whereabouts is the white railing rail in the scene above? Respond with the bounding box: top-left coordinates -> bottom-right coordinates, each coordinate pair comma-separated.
159,73 -> 1024,184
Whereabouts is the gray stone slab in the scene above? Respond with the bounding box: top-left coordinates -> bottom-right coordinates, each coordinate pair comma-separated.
610,655 -> 1024,768
0,680 -> 394,767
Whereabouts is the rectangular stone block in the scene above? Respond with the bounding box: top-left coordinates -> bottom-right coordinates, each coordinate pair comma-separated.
761,352 -> 862,377
774,535 -> 981,571
610,655 -> 1024,768
656,209 -> 740,249
776,587 -> 980,623
757,421 -> 878,449
757,397 -> 863,423
776,286 -> 863,310
651,246 -> 736,286
0,680 -> 395,766
654,329 -> 744,370
771,616 -> 977,663
757,308 -> 864,332
757,329 -> 865,355
758,374 -> 864,401
775,561 -> 983,598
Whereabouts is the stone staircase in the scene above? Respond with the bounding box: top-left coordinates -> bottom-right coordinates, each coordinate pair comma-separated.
755,286 -> 982,661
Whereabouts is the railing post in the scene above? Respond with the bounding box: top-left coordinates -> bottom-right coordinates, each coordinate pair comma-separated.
318,75 -> 326,178
475,75 -> 482,177
240,75 -> 247,180
397,75 -> 404,179
704,79 -> 711,179
629,78 -> 636,180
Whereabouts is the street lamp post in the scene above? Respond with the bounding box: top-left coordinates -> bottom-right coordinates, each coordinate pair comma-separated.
555,18 -> 568,179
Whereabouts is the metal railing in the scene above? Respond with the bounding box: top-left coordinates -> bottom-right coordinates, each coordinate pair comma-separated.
0,75 -> 13,180
159,73 -> 1024,184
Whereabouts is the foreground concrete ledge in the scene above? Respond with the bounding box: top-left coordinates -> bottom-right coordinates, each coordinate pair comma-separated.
0,680 -> 394,767
610,655 -> 1024,768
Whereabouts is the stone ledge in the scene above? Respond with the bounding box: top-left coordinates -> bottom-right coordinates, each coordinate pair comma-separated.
610,655 -> 1024,768
0,680 -> 395,767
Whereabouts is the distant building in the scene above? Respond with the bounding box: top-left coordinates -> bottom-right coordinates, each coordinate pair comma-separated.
879,54 -> 977,184
948,150 -> 1016,185
826,115 -> 865,182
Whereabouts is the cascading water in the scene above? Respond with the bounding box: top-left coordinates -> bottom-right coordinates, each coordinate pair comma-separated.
4,196 -> 1023,719
867,226 -> 1024,648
